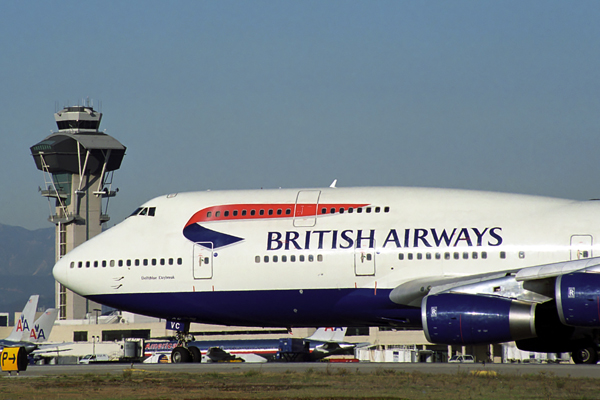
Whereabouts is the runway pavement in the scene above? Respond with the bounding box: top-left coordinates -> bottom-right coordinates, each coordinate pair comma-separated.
7,361 -> 600,379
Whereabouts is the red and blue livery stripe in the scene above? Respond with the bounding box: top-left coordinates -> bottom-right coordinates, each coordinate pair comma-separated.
183,203 -> 368,249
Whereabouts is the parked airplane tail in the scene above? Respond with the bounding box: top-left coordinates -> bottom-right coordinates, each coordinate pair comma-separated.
306,327 -> 347,342
5,295 -> 39,341
25,308 -> 58,343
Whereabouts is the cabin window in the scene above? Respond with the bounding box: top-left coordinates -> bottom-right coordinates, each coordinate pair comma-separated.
70,262 -> 74,269
299,255 -> 305,262
290,255 -> 296,262
277,209 -> 282,215
177,258 -> 183,265
472,252 -> 478,260
375,207 -> 380,213
348,208 -> 354,213
365,254 -> 372,261
482,252 -> 488,259
255,256 -> 260,263
86,261 -> 90,268
259,209 -> 265,216
233,210 -> 238,216
94,261 -> 98,268
224,211 -> 229,217
407,253 -> 413,260
321,208 -> 327,214
215,211 -> 221,217
118,260 -> 123,267
454,252 -> 459,260
242,210 -> 247,216
357,208 -> 363,214
330,208 -> 336,214
435,253 -> 441,260
102,260 -> 107,267
152,259 -> 157,266
160,259 -> 165,266
273,255 -> 278,262
207,211 -> 212,218
264,256 -> 269,263
426,253 -> 432,260
308,255 -> 314,262
267,209 -> 273,215
398,254 -> 404,260
286,208 -> 291,215
384,206 -> 390,213
317,254 -> 323,262
339,208 -> 345,213
500,251 -> 506,259
251,210 -> 256,216
444,252 -> 450,260
416,253 -> 422,260
282,255 -> 287,262
168,258 -> 173,265
366,207 -> 371,213
127,260 -> 132,267
78,261 -> 83,268
519,251 -> 525,259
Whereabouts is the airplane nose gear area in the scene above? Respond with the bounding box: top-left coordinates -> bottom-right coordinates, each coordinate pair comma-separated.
170,323 -> 201,363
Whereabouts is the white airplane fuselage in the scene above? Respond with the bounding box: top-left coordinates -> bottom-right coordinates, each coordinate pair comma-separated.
52,186 -> 600,329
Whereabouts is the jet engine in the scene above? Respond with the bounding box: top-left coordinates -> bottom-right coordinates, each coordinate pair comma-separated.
422,293 -> 537,344
556,272 -> 600,327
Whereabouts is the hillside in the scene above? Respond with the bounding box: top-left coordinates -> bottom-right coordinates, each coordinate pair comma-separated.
0,224 -> 55,315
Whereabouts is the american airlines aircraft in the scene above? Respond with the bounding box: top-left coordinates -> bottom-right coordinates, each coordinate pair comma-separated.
52,186 -> 600,364
0,295 -> 58,353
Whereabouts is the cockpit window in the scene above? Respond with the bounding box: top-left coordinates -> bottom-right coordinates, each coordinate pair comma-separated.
129,206 -> 156,217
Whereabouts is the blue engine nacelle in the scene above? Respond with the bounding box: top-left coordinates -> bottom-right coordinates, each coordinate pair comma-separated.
556,272 -> 600,327
422,293 -> 537,345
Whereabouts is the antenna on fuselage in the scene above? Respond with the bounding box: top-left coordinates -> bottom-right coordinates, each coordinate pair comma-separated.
330,179 -> 338,188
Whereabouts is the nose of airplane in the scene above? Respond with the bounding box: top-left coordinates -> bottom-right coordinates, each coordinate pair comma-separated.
52,256 -> 70,288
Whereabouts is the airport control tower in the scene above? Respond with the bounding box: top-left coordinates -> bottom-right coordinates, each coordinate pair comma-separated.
31,103 -> 126,320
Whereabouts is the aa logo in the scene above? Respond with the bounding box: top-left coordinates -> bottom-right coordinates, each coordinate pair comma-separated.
15,316 -> 29,333
29,325 -> 45,340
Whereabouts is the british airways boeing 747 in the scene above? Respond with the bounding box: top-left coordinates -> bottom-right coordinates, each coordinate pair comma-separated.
52,186 -> 600,363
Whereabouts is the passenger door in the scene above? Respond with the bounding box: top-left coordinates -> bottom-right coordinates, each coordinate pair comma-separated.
294,190 -> 321,227
193,242 -> 213,279
570,235 -> 593,260
354,244 -> 376,276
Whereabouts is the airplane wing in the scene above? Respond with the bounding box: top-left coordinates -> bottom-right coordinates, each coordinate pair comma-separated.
31,344 -> 74,355
389,257 -> 600,349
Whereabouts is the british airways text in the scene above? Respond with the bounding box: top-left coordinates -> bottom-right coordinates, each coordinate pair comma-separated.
267,227 -> 503,251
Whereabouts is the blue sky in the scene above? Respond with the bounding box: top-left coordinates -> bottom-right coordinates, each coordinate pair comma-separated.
1,1 -> 599,230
